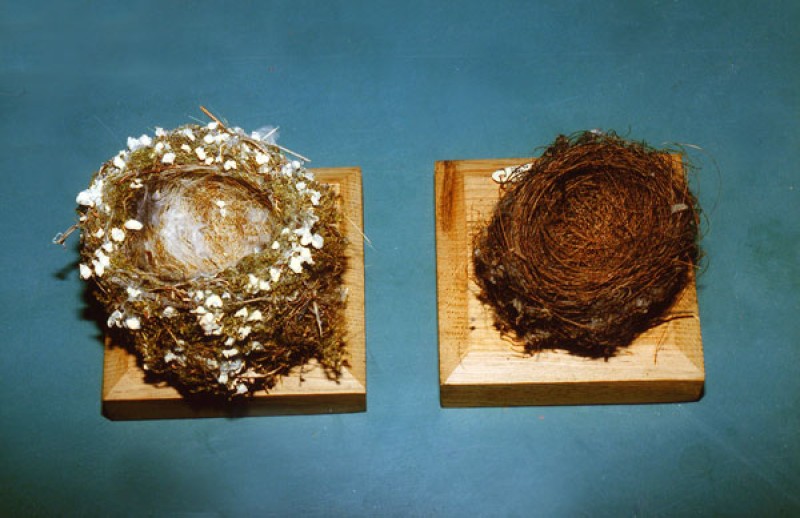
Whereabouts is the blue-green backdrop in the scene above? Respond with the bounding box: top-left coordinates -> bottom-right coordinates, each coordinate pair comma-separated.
1,1 -> 798,515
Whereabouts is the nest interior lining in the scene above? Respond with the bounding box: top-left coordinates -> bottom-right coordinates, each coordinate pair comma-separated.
132,173 -> 274,281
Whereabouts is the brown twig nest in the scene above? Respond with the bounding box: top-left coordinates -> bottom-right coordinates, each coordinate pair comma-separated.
473,131 -> 699,358
67,116 -> 348,397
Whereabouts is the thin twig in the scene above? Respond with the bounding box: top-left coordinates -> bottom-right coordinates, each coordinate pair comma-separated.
312,301 -> 323,337
274,143 -> 311,163
201,106 -> 311,162
342,213 -> 373,249
53,223 -> 79,246
199,105 -> 227,130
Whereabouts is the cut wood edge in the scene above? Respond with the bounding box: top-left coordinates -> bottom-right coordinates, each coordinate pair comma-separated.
440,379 -> 704,408
316,167 -> 367,387
101,349 -> 367,423
435,161 -> 468,383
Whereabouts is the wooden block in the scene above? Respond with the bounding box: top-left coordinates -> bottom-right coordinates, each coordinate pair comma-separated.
102,167 -> 366,420
435,159 -> 705,407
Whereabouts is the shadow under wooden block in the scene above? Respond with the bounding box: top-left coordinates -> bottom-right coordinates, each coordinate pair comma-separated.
102,167 -> 367,420
435,159 -> 705,407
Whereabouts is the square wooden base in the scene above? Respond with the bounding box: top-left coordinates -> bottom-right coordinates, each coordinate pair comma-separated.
435,159 -> 705,407
102,168 -> 366,420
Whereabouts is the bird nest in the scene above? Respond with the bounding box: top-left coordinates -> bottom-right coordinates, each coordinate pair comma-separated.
473,131 -> 699,358
67,115 -> 348,397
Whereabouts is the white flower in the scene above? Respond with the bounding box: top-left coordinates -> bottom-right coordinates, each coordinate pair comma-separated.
79,264 -> 92,279
205,294 -> 223,308
203,134 -> 215,144
491,166 -> 513,184
195,147 -> 207,160
234,307 -> 249,318
124,316 -> 141,330
161,152 -> 176,164
126,286 -> 141,299
222,348 -> 239,358
295,226 -> 313,246
258,279 -> 270,291
76,190 -> 95,207
294,224 -> 323,249
236,384 -> 248,395
182,128 -> 196,141
127,134 -> 152,151
110,227 -> 125,242
215,200 -> 226,208
246,274 -> 260,292
76,179 -> 105,207
93,228 -> 105,238
124,219 -> 143,230
113,155 -> 127,169
255,153 -> 269,165
162,306 -> 177,318
223,160 -> 237,170
271,241 -> 280,250
164,351 -> 178,363
93,249 -> 111,276
198,312 -> 222,335
246,310 -> 263,322
269,267 -> 281,283
154,127 -> 167,137
107,310 -> 124,328
237,326 -> 252,339
288,255 -> 304,273
287,243 -> 315,274
181,144 -> 191,152
101,241 -> 114,253
207,122 -> 219,130
309,190 -> 321,206
154,142 -> 165,153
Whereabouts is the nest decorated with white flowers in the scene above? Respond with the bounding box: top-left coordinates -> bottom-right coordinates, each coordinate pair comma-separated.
71,118 -> 348,398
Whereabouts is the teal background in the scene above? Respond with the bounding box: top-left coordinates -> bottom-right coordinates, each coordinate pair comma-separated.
2,1 -> 798,515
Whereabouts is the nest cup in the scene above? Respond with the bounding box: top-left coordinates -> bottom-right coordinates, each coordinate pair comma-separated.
473,132 -> 699,357
74,121 -> 349,397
